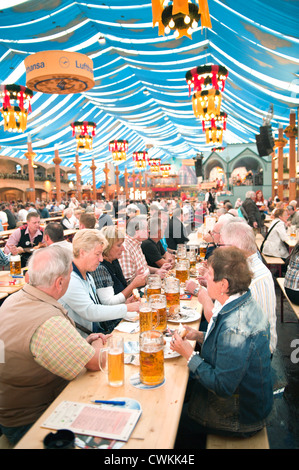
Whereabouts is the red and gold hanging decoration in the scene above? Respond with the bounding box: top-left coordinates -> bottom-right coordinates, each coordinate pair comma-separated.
148,156 -> 161,173
160,163 -> 172,177
109,139 -> 128,161
186,64 -> 228,144
132,151 -> 148,169
0,84 -> 33,132
152,0 -> 212,39
71,121 -> 96,151
204,112 -> 227,145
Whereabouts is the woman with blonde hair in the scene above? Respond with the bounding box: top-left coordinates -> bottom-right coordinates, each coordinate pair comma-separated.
91,225 -> 147,305
59,229 -> 140,335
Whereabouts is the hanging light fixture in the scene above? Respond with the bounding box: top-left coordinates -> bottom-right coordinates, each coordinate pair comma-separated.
71,121 -> 96,151
148,156 -> 161,173
0,84 -> 33,132
132,151 -> 149,169
186,64 -> 228,121
160,163 -> 172,177
152,0 -> 212,39
204,112 -> 228,144
186,65 -> 228,96
109,139 -> 128,161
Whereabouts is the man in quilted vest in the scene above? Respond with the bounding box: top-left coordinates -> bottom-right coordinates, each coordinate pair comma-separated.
0,245 -> 109,446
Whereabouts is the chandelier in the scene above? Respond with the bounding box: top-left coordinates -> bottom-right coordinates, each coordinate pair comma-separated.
71,121 -> 96,151
0,84 -> 33,132
160,163 -> 172,177
109,139 -> 128,161
192,89 -> 222,123
152,0 -> 211,39
186,65 -> 228,96
132,151 -> 149,169
186,64 -> 228,143
148,156 -> 161,172
204,112 -> 227,144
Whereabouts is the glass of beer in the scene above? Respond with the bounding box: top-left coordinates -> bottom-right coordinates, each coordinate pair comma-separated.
165,277 -> 180,316
199,242 -> 208,260
175,259 -> 190,286
176,244 -> 186,260
139,330 -> 164,386
10,254 -> 21,275
139,301 -> 154,333
187,250 -> 197,270
149,294 -> 167,333
146,274 -> 162,299
99,337 -> 124,387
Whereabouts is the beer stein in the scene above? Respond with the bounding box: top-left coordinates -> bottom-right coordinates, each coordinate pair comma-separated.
139,330 -> 165,386
176,244 -> 186,260
187,249 -> 197,270
149,294 -> 167,333
139,301 -> 159,333
99,337 -> 124,387
175,258 -> 190,285
165,277 -> 180,316
10,254 -> 21,275
199,242 -> 208,260
146,274 -> 162,299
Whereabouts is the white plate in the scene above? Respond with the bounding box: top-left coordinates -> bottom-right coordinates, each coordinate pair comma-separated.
163,337 -> 180,359
167,306 -> 201,323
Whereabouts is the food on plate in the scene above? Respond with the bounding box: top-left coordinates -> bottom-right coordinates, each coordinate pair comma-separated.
132,288 -> 140,300
177,323 -> 187,339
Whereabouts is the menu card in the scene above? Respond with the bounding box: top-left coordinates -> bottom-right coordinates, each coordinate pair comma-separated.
42,401 -> 142,442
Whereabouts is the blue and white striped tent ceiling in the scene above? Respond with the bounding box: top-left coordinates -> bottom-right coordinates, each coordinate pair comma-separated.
0,0 -> 298,185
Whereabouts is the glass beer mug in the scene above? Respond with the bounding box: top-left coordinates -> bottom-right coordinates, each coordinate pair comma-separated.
146,274 -> 162,299
176,244 -> 186,260
199,242 -> 208,260
10,254 -> 21,275
139,330 -> 165,386
165,277 -> 180,316
175,258 -> 190,285
99,337 -> 124,387
139,301 -> 154,333
148,294 -> 167,333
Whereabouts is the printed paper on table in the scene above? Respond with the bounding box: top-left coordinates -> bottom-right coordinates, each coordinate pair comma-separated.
42,401 -> 141,441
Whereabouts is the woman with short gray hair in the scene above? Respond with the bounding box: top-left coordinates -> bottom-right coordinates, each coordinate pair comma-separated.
59,229 -> 140,335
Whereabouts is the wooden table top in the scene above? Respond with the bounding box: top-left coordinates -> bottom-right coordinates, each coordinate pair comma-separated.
15,296 -> 202,450
0,271 -> 25,294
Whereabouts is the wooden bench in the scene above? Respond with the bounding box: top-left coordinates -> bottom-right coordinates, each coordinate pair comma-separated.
0,434 -> 14,449
206,427 -> 269,449
255,234 -> 284,277
276,277 -> 299,323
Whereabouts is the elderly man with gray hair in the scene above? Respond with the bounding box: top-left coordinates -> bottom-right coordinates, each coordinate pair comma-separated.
241,190 -> 262,230
187,220 -> 277,355
0,245 -> 110,446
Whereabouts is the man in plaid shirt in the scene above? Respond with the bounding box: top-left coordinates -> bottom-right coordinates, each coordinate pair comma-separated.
119,215 -> 171,284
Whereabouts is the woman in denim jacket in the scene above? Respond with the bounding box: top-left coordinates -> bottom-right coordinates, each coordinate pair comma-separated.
171,246 -> 273,448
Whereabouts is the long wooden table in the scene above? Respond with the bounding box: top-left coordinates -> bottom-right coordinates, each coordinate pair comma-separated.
15,296 -> 202,449
0,270 -> 25,294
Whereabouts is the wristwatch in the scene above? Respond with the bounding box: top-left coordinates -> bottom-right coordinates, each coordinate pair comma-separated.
193,287 -> 200,296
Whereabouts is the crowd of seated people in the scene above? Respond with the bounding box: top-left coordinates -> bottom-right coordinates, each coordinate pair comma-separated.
0,191 -> 297,448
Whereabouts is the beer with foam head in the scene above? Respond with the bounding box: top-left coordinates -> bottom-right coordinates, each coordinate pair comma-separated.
140,331 -> 164,386
149,294 -> 167,333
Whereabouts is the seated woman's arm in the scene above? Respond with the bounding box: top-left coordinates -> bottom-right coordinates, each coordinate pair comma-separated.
61,273 -> 128,322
